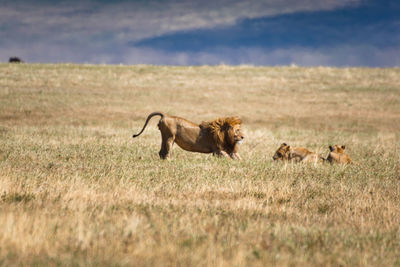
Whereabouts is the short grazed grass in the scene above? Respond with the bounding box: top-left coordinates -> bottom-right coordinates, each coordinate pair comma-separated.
0,63 -> 399,266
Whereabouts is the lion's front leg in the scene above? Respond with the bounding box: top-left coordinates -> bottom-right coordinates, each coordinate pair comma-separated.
230,152 -> 242,160
214,150 -> 231,159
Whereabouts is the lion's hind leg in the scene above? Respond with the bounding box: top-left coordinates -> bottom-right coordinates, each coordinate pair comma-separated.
159,131 -> 174,159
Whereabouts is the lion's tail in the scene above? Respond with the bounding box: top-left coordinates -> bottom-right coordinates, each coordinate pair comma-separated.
132,112 -> 164,138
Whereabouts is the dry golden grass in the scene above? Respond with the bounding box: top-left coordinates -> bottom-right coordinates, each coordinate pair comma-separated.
0,63 -> 400,266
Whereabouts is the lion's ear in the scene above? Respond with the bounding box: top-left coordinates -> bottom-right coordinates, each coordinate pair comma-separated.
329,146 -> 334,151
341,145 -> 346,150
282,143 -> 287,146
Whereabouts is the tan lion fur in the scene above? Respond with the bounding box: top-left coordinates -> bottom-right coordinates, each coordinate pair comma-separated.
273,143 -> 325,163
133,112 -> 244,160
200,117 -> 242,152
327,145 -> 352,164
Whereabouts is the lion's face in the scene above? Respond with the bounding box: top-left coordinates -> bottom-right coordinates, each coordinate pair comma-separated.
273,143 -> 290,160
329,145 -> 346,153
232,124 -> 244,144
200,116 -> 243,154
218,118 -> 243,147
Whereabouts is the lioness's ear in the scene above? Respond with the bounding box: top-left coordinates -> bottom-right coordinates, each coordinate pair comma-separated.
282,143 -> 287,146
341,145 -> 346,149
329,146 -> 334,151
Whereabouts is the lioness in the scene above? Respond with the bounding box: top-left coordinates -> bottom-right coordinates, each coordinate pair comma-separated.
133,112 -> 244,159
273,143 -> 325,163
326,145 -> 352,164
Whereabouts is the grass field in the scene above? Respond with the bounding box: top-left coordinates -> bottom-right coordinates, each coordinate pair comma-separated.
1,63 -> 400,266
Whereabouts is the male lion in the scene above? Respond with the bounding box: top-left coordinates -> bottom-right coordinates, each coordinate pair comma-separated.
326,145 -> 352,164
272,143 -> 325,163
132,112 -> 244,160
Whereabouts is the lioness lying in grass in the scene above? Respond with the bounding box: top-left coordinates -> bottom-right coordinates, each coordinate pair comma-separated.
272,143 -> 325,163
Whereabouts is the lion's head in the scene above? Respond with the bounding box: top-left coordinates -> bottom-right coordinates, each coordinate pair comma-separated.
200,117 -> 244,153
329,145 -> 345,153
327,144 -> 352,164
273,143 -> 291,160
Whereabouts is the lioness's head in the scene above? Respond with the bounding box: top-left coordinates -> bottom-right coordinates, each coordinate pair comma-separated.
329,145 -> 346,154
273,143 -> 290,160
327,144 -> 352,164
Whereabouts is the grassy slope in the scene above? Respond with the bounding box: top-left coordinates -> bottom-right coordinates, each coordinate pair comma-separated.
0,63 -> 400,266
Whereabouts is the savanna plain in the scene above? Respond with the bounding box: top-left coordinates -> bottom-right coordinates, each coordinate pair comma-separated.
0,63 -> 400,266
